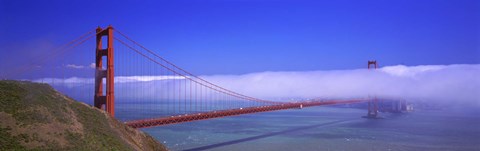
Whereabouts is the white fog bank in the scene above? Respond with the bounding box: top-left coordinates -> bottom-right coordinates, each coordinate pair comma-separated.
34,64 -> 480,106
203,64 -> 480,105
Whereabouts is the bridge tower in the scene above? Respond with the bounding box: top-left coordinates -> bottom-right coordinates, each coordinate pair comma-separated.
367,60 -> 378,118
94,26 -> 115,117
368,60 -> 377,69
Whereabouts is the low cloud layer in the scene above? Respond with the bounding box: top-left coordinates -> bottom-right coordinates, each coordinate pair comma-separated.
203,64 -> 480,105
65,64 -> 86,69
64,63 -> 96,69
35,64 -> 480,106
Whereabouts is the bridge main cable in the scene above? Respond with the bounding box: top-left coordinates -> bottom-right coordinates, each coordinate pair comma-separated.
4,29 -> 96,79
114,29 -> 280,104
114,37 -> 275,104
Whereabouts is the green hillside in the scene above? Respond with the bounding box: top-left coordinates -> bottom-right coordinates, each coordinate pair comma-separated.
0,80 -> 168,151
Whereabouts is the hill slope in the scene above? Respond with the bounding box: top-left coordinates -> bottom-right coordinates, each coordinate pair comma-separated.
0,80 -> 168,151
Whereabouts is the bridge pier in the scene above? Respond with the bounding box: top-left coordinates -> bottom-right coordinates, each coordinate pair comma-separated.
392,100 -> 402,112
94,26 -> 115,117
366,98 -> 379,118
390,100 -> 408,113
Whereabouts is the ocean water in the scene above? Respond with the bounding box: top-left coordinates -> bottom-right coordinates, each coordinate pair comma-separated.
117,105 -> 480,151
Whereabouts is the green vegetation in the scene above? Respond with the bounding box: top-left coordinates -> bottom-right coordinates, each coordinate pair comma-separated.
0,80 -> 26,114
0,127 -> 27,150
0,80 -> 168,151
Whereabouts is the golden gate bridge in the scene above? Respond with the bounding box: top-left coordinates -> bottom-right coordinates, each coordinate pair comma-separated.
3,26 -> 408,129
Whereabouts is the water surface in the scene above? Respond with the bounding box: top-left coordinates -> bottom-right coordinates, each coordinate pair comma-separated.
127,106 -> 480,151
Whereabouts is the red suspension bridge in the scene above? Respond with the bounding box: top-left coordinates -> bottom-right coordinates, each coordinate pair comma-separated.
3,26 -> 406,129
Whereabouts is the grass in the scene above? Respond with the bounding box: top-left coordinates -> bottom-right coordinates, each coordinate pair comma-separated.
0,80 -> 26,114
0,80 -> 167,151
0,127 -> 27,150
66,101 -> 133,151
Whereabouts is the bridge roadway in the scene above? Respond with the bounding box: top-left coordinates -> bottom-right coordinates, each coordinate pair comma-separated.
125,99 -> 367,128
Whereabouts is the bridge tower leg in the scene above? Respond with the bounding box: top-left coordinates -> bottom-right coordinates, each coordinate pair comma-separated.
367,97 -> 378,117
368,60 -> 377,69
94,26 -> 115,117
367,60 -> 378,118
401,99 -> 407,111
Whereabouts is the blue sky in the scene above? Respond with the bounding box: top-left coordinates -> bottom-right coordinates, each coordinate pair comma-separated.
1,0 -> 479,76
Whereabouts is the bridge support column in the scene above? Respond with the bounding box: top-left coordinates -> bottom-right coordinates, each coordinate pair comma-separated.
367,98 -> 378,118
94,26 -> 115,117
367,60 -> 378,118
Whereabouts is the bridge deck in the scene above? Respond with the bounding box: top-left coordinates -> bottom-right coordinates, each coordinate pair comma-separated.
125,99 -> 366,129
